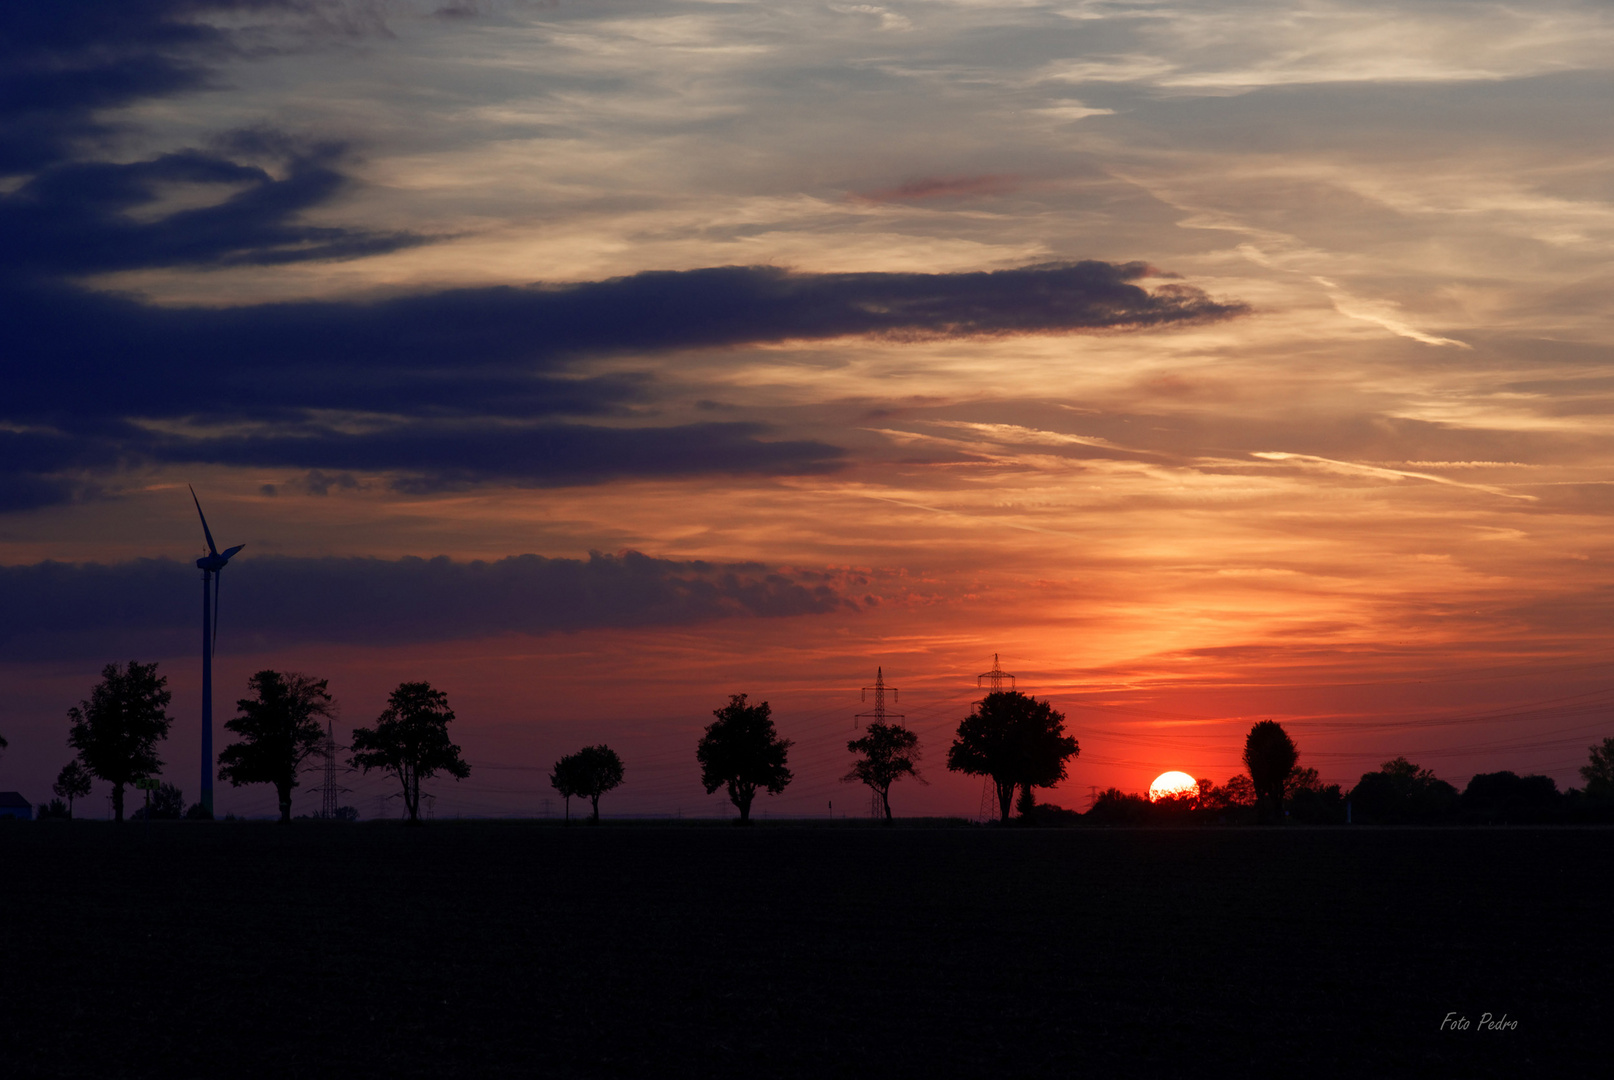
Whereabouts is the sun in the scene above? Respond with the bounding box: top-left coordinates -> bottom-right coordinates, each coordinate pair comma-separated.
1149,771 -> 1198,801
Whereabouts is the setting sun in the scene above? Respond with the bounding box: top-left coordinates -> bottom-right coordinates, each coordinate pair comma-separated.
1149,772 -> 1199,802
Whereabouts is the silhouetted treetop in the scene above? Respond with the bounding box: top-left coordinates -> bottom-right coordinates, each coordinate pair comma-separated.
1349,757 -> 1459,824
1242,721 -> 1298,824
52,761 -> 92,819
66,661 -> 173,824
946,691 -> 1078,824
219,670 -> 334,824
551,744 -> 625,823
1581,737 -> 1614,801
349,681 -> 469,825
845,721 -> 924,822
697,694 -> 792,825
1461,771 -> 1561,824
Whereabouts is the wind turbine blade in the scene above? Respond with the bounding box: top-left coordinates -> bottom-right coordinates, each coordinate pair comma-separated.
221,544 -> 245,561
189,485 -> 220,557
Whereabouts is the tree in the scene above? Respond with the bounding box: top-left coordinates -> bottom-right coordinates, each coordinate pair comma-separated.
1581,737 -> 1614,800
52,761 -> 92,819
37,798 -> 71,820
697,694 -> 793,824
218,670 -> 334,823
844,721 -> 924,821
1349,756 -> 1460,824
550,744 -> 625,823
131,782 -> 184,821
66,661 -> 173,823
946,691 -> 1079,823
1201,774 -> 1257,812
1242,720 -> 1298,824
348,682 -> 470,825
1461,771 -> 1562,824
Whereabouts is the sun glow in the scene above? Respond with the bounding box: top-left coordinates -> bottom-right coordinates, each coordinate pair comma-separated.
1149,771 -> 1198,802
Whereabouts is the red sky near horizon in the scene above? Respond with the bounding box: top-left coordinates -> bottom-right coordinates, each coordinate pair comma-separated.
5,0 -> 1614,819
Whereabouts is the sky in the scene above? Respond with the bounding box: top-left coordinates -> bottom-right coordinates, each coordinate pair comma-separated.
5,0 -> 1614,819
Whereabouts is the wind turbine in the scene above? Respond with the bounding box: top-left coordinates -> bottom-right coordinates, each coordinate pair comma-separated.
190,486 -> 244,818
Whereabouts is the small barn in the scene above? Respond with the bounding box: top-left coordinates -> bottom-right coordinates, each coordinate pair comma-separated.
0,792 -> 34,820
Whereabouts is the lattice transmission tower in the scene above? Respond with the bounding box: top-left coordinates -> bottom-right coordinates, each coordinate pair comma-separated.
976,653 -> 1016,821
318,717 -> 350,819
854,667 -> 905,817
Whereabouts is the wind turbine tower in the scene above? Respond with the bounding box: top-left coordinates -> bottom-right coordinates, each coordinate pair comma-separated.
190,487 -> 244,818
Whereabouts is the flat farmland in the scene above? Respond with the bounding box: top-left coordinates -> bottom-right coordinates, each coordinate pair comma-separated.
3,823 -> 1606,1076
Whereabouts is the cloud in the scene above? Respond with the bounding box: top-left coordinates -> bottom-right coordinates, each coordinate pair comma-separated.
0,550 -> 850,661
0,1 -> 403,175
153,420 -> 847,491
853,174 -> 1020,203
1,141 -> 426,276
8,262 -> 1242,424
0,1 -> 224,173
0,3 -> 426,281
2,261 -> 1243,507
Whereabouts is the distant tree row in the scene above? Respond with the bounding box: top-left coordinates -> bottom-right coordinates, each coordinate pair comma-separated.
29,671 -> 1082,825
32,663 -> 1611,825
684,688 -> 1078,824
1083,722 -> 1614,826
39,661 -> 469,824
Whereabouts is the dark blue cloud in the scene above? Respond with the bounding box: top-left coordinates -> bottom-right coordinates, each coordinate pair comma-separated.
0,1 -> 226,172
0,2 -> 1248,511
155,420 -> 846,491
2,143 -> 425,275
0,261 -> 1241,508
0,551 -> 850,661
7,263 -> 1240,424
1,2 -> 424,275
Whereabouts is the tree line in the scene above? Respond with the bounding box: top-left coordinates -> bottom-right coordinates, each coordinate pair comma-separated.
31,661 -> 471,824
1082,720 -> 1614,827
17,662 -> 1614,824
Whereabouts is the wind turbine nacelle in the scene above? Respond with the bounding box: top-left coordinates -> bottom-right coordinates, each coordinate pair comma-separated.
196,546 -> 241,572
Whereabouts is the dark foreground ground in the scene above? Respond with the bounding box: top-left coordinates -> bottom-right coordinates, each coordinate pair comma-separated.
3,822 -> 1607,1077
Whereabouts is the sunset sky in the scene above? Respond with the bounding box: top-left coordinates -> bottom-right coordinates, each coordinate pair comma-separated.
6,0 -> 1614,819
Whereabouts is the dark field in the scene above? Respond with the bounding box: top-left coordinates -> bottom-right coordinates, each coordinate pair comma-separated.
4,822 -> 1607,1077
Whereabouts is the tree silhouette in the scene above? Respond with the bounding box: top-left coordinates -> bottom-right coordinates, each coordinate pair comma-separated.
218,670 -> 334,823
1242,721 -> 1298,824
66,661 -> 173,823
1086,787 -> 1151,824
1201,774 -> 1257,811
1349,756 -> 1459,824
550,744 -> 625,823
1462,771 -> 1561,824
52,761 -> 92,819
844,721 -> 924,821
946,691 -> 1079,823
697,694 -> 793,824
349,682 -> 470,825
1581,737 -> 1614,800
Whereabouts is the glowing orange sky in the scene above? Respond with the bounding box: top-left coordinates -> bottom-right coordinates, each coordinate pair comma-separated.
6,1 -> 1614,818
